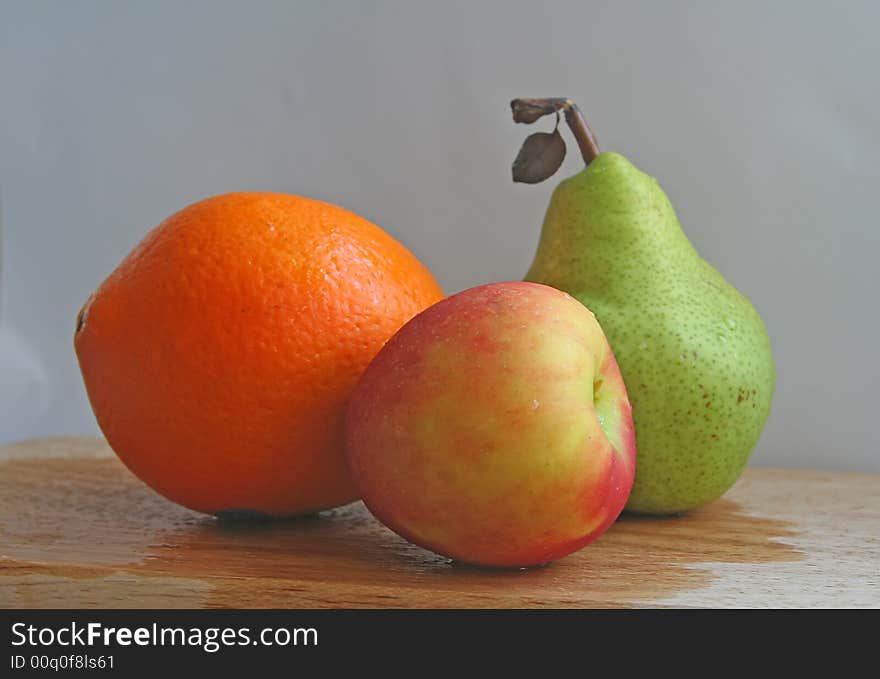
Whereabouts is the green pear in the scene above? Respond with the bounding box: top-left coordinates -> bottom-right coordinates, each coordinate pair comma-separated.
511,98 -> 775,514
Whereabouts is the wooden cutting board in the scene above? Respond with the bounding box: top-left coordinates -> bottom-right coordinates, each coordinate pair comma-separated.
1,437 -> 877,608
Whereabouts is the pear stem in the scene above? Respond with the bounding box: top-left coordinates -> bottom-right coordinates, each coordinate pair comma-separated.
563,104 -> 600,165
511,98 -> 600,165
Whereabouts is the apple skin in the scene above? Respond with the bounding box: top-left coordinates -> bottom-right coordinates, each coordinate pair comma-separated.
344,281 -> 636,568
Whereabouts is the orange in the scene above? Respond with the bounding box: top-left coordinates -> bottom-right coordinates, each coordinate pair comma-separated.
74,192 -> 443,516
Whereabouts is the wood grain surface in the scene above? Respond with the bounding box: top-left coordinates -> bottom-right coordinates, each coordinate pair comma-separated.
1,437 -> 877,608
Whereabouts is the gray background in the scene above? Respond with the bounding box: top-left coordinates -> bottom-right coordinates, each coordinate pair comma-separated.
1,1 -> 876,472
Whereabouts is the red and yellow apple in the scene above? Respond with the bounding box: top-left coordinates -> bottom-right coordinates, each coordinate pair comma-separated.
344,281 -> 636,568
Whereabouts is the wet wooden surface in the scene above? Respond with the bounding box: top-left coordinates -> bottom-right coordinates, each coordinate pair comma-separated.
1,437 -> 878,608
